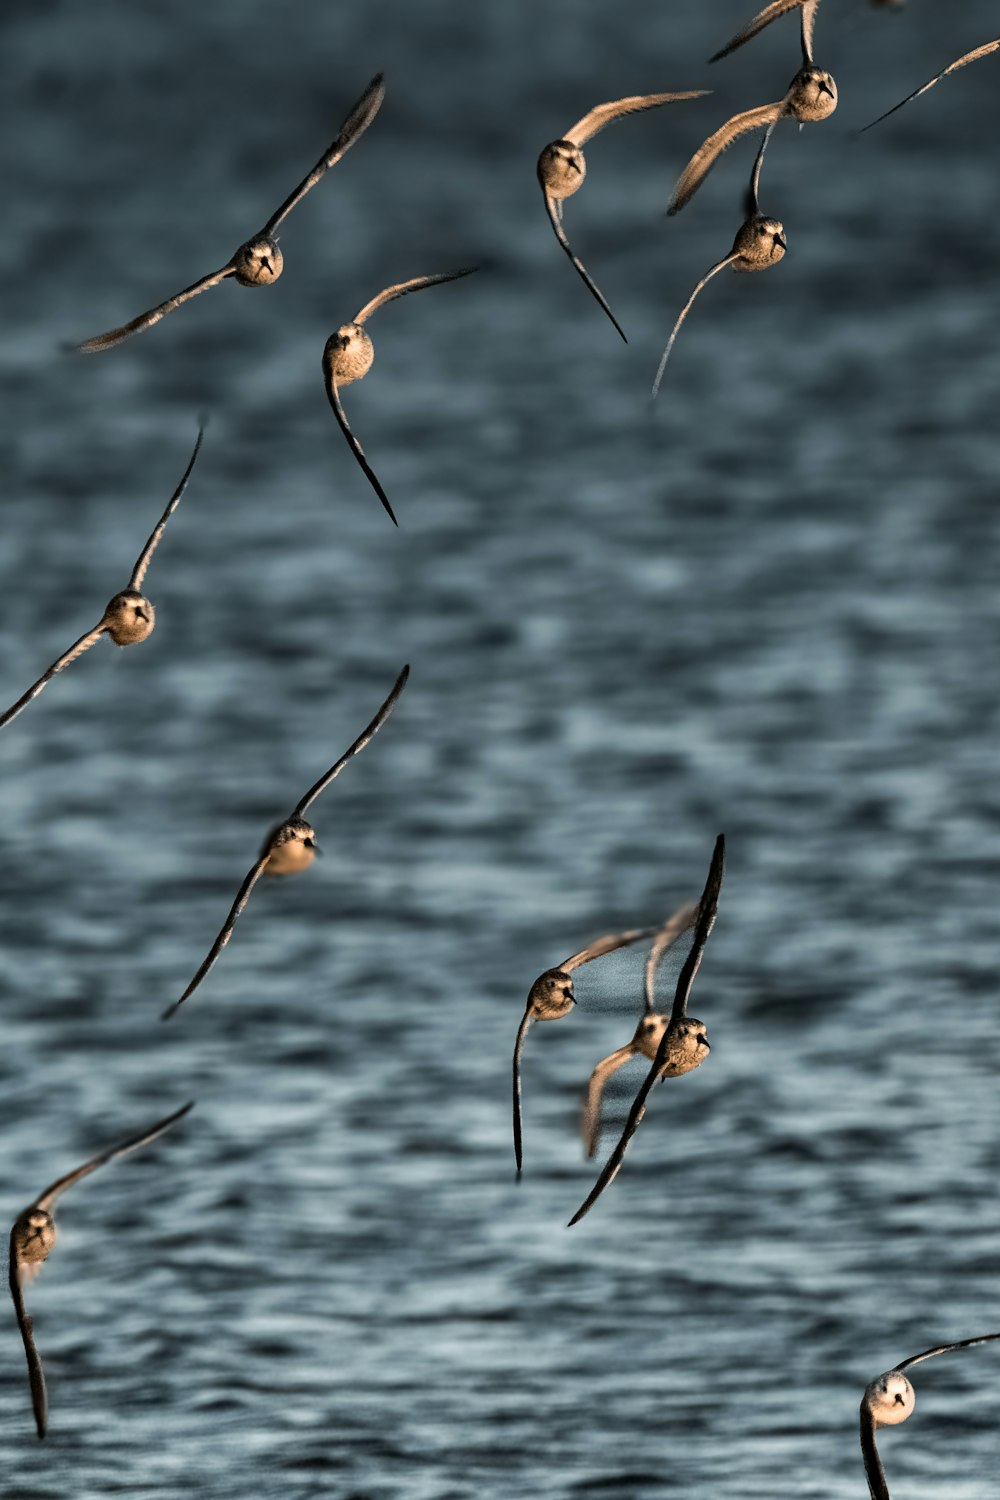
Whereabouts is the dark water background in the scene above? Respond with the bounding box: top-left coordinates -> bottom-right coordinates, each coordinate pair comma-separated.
1,1 -> 999,1496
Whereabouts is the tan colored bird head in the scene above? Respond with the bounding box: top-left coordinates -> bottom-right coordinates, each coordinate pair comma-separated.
12,1208 -> 57,1281
323,323 -> 376,386
537,139 -> 587,200
263,817 -> 319,876
657,1017 -> 710,1076
732,215 -> 787,271
527,967 -> 577,1021
103,589 -> 155,645
865,1370 -> 916,1428
233,235 -> 284,287
791,68 -> 838,122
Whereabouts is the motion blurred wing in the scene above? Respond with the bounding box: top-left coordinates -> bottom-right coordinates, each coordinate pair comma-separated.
581,1044 -> 637,1158
129,425 -> 205,591
0,624 -> 108,731
74,265 -> 235,353
293,664 -> 409,817
860,39 -> 999,131
669,102 -> 783,214
34,1102 -> 195,1210
566,91 -> 708,146
262,73 -> 386,235
162,856 -> 272,1019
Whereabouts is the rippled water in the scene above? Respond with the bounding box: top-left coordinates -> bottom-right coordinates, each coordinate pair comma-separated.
2,1 -> 999,1496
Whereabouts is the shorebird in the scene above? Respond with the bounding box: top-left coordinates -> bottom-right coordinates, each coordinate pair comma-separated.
162,664 -> 408,1020
9,1102 -> 193,1439
73,74 -> 384,353
537,89 -> 708,341
860,39 -> 998,132
581,900 -> 697,1159
322,268 -> 478,526
512,925 -> 656,1176
568,834 -> 724,1226
0,426 -> 204,732
710,0 -> 822,66
668,63 -> 836,215
653,138 -> 785,398
861,1332 -> 1000,1499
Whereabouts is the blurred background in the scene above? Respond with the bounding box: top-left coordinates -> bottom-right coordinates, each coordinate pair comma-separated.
1,1 -> 998,1496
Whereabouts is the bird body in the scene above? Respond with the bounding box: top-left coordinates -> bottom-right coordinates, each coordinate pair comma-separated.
261,817 -> 319,876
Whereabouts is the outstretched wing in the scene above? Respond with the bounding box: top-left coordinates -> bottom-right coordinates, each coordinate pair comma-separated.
582,1044 -> 637,1158
540,188 -> 627,343
668,102 -> 783,214
643,902 -> 698,1013
651,256 -> 739,399
566,91 -> 708,147
512,1007 -> 532,1175
293,664 -> 409,818
568,1040 -> 664,1225
710,0 -> 819,64
561,926 -> 653,974
73,265 -> 235,354
898,1331 -> 1000,1371
860,39 -> 999,131
35,1102 -> 195,1210
129,425 -> 206,591
325,376 -> 398,526
9,1232 -> 47,1440
0,624 -> 108,731
262,73 -> 386,236
669,834 -> 725,1026
859,1400 -> 888,1500
161,856 -> 272,1020
354,267 -> 479,325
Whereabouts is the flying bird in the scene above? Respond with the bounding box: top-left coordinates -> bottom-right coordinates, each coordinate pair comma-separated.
512,925 -> 655,1176
653,137 -> 785,398
569,834 -> 724,1226
710,0 -> 822,66
537,89 -> 708,341
860,39 -> 998,132
162,664 -> 409,1020
9,1102 -> 193,1439
581,900 -> 697,1159
322,268 -> 479,526
860,1332 -> 1000,1499
73,73 -> 385,352
668,64 -> 836,215
0,425 -> 204,732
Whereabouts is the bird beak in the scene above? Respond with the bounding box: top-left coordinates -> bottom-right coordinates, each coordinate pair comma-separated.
819,81 -> 834,98
773,234 -> 787,254
135,607 -> 149,621
697,1035 -> 710,1049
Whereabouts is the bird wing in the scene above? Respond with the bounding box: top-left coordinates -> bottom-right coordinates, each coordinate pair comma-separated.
34,1102 -> 195,1211
512,1007 -> 532,1175
161,855 -> 273,1020
8,1232 -> 47,1440
292,664 -> 409,818
73,265 -> 235,354
709,0 -> 817,64
651,255 -> 740,399
745,123 -> 777,217
860,39 -> 999,131
0,623 -> 108,731
897,1331 -> 1000,1371
582,1044 -> 637,1158
325,376 -> 398,526
128,425 -> 206,591
354,267 -> 479,325
859,1399 -> 888,1500
561,927 -> 654,974
262,73 -> 386,236
565,91 -> 709,147
643,902 -> 698,1013
568,1039 -> 665,1225
540,188 -> 627,343
669,834 -> 725,1026
668,102 -> 784,214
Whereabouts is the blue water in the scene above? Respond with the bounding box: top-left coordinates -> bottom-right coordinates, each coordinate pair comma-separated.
1,1 -> 999,1496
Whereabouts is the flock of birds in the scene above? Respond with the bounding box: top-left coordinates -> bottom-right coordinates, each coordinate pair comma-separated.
4,2 -> 999,1495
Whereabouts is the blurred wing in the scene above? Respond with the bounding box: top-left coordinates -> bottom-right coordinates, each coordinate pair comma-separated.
0,624 -> 107,731
541,189 -> 627,343
568,1046 -> 663,1225
326,377 -> 398,526
898,1331 -> 1000,1371
512,1008 -> 532,1174
262,72 -> 386,235
800,0 -> 820,64
161,855 -> 272,1020
860,39 -> 999,131
566,91 -> 709,146
668,102 -> 783,213
582,1044 -> 637,1158
651,256 -> 739,400
669,834 -> 725,1025
644,902 -> 698,1013
9,1236 -> 47,1440
293,664 -> 409,818
35,1102 -> 195,1210
745,122 -> 777,217
709,0 -> 809,62
129,425 -> 206,591
74,265 -> 235,354
859,1400 -> 888,1500
354,267 -> 479,325
561,927 -> 654,974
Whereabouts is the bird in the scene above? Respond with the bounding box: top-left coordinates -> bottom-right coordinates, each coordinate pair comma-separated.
512,925 -> 656,1176
0,425 -> 204,732
72,73 -> 384,353
8,1102 -> 194,1439
710,0 -> 822,66
860,1332 -> 1000,1499
162,664 -> 409,1020
568,834 -> 724,1226
581,900 -> 697,1159
859,39 -> 998,132
668,63 -> 836,215
653,137 -> 785,398
537,89 -> 708,342
321,267 -> 479,526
